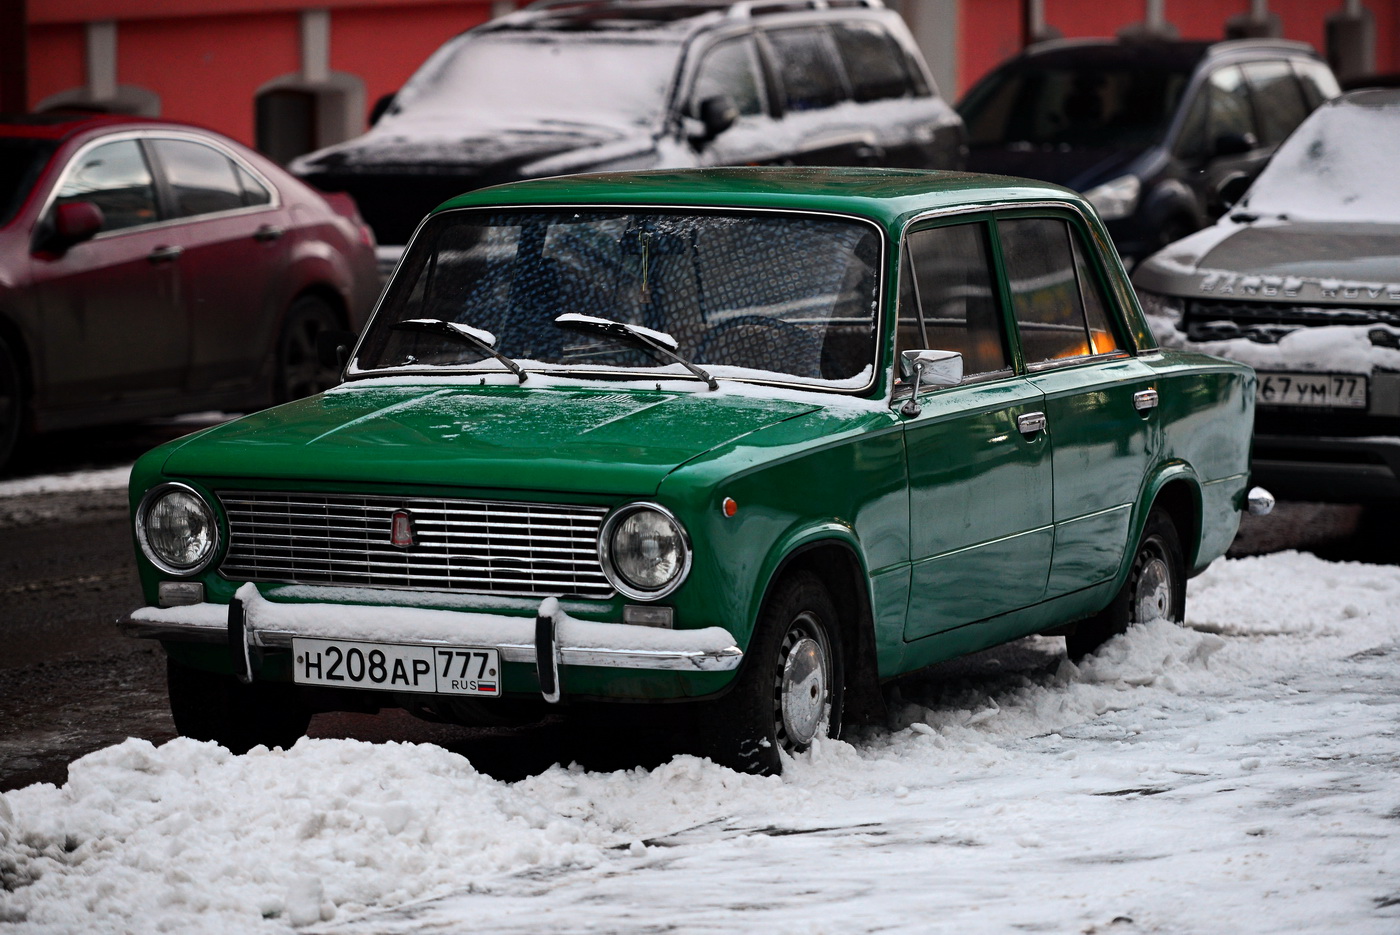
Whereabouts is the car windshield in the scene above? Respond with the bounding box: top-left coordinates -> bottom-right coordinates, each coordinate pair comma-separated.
0,138 -> 56,227
961,63 -> 1191,149
354,208 -> 883,390
1241,94 -> 1400,223
385,32 -> 682,131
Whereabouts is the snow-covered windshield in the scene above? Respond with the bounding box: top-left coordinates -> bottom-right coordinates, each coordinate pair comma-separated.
1241,92 -> 1400,223
354,208 -> 884,390
386,33 -> 682,132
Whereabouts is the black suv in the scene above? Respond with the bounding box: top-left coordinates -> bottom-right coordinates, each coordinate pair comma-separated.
292,0 -> 965,247
957,38 -> 1338,264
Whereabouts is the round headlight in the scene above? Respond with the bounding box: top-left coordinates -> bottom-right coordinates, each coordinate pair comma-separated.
600,503 -> 691,599
137,483 -> 218,575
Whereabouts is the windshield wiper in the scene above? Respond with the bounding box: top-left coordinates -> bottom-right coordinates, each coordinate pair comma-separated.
554,313 -> 717,390
393,318 -> 528,383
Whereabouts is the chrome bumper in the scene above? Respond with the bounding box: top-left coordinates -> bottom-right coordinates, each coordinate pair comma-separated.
119,583 -> 743,687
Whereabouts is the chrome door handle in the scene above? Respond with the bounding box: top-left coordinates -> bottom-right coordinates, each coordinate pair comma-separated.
254,224 -> 285,242
147,245 -> 183,264
1017,411 -> 1047,435
1134,388 -> 1160,411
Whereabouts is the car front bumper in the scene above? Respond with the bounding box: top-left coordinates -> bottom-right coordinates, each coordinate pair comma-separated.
1252,433 -> 1400,502
119,583 -> 743,700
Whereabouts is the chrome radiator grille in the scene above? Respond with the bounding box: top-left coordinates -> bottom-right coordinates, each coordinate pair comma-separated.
218,492 -> 612,599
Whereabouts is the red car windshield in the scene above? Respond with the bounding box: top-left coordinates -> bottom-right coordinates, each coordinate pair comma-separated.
0,139 -> 56,227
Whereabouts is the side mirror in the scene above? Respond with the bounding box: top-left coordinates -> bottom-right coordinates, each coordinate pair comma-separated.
1212,131 -> 1257,157
317,329 -> 358,370
48,201 -> 104,250
695,95 -> 738,142
369,91 -> 398,127
1216,172 -> 1252,210
899,349 -> 963,417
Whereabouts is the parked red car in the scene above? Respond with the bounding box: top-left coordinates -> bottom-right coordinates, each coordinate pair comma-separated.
0,113 -> 380,471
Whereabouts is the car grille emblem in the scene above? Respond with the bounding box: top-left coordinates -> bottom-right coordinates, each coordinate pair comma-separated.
390,510 -> 415,548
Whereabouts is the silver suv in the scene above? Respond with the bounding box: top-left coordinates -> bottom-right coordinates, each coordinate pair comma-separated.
292,0 -> 966,246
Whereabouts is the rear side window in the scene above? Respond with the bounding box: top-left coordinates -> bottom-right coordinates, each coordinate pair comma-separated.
1000,216 -> 1120,365
831,21 -> 915,102
1241,60 -> 1309,145
764,26 -> 845,112
898,221 -> 1009,378
55,139 -> 159,233
236,164 -> 272,207
151,139 -> 245,218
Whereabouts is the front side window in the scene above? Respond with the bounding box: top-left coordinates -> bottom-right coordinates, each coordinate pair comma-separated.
690,36 -> 765,117
1000,216 -> 1118,366
355,208 -> 883,390
1241,60 -> 1309,145
151,139 -> 245,218
54,139 -> 158,233
898,221 -> 1009,378
764,27 -> 845,113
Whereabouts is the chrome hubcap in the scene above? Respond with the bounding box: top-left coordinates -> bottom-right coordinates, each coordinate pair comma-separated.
777,616 -> 829,747
1134,554 -> 1173,623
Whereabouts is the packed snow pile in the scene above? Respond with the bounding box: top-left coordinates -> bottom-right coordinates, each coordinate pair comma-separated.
3,551 -> 1399,934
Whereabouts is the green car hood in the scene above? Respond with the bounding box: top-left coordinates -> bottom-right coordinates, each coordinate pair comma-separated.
158,381 -> 824,496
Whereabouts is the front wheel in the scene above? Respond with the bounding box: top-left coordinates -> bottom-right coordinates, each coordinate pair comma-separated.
703,571 -> 845,775
274,295 -> 341,403
1066,508 -> 1185,660
0,334 -> 26,474
167,657 -> 311,754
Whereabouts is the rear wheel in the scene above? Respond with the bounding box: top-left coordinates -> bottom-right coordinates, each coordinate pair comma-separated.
703,571 -> 845,775
167,657 -> 311,754
274,295 -> 341,402
1066,508 -> 1185,660
0,334 -> 25,474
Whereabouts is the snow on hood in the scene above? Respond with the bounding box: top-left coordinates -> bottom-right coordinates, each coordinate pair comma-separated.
4,552 -> 1400,932
1134,218 -> 1400,307
1159,323 -> 1400,376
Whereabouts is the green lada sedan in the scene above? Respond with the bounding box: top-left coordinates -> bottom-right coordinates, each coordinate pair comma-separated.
121,167 -> 1266,774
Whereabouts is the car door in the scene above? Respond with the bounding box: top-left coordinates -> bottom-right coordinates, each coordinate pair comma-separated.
996,214 -> 1158,597
1174,64 -> 1268,219
759,25 -> 881,166
828,19 -> 952,169
687,33 -> 790,169
147,136 -> 290,397
899,217 -> 1053,641
28,136 -> 188,411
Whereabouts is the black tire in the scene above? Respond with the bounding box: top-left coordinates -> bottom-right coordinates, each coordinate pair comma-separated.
703,571 -> 845,775
167,657 -> 311,754
1066,508 -> 1185,661
274,295 -> 341,403
0,333 -> 25,474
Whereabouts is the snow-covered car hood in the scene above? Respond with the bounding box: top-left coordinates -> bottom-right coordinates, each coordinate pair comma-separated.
1135,219 -> 1400,307
291,117 -> 640,175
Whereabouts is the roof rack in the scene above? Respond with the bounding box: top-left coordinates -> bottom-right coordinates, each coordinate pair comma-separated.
728,0 -> 884,18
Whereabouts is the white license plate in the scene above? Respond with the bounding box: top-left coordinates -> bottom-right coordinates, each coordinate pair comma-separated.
1257,372 -> 1367,409
293,638 -> 500,696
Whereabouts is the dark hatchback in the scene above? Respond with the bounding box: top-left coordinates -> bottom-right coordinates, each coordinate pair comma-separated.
292,0 -> 965,247
958,38 -> 1338,265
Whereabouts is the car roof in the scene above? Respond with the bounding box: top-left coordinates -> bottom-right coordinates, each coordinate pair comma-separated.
0,111 -> 202,142
432,166 -> 1086,232
1008,36 -> 1319,71
485,0 -> 891,37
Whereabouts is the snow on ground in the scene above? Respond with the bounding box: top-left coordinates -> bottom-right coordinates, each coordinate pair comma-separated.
3,551 -> 1399,934
0,466 -> 130,499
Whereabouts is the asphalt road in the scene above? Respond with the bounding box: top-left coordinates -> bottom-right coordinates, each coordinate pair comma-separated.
2,422 -> 1397,793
